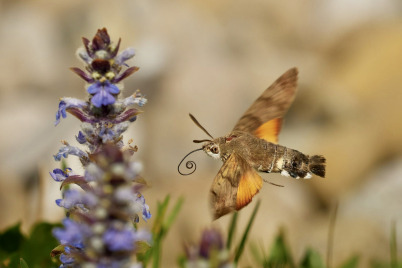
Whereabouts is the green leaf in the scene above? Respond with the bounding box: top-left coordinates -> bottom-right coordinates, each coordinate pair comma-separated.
20,258 -> 30,268
226,212 -> 238,250
20,222 -> 60,268
266,230 -> 295,268
338,256 -> 359,268
234,200 -> 260,264
50,245 -> 65,257
136,241 -> 152,255
300,248 -> 325,268
6,253 -> 21,268
0,222 -> 25,254
177,255 -> 186,268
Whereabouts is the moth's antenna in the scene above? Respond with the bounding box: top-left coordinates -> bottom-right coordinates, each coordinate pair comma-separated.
178,148 -> 204,176
189,113 -> 214,139
193,139 -> 212,143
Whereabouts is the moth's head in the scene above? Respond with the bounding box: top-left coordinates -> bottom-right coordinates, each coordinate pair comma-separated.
202,141 -> 220,159
177,114 -> 222,176
187,113 -> 222,159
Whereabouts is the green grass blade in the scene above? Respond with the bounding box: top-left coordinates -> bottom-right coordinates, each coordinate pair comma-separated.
338,255 -> 359,268
249,242 -> 263,266
391,220 -> 397,268
164,196 -> 184,231
19,258 -> 29,268
300,248 -> 325,268
327,202 -> 339,268
227,212 -> 238,250
267,229 -> 295,268
152,195 -> 170,235
234,200 -> 261,264
142,195 -> 183,268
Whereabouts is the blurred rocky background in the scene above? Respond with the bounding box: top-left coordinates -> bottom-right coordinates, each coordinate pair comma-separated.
1,0 -> 402,266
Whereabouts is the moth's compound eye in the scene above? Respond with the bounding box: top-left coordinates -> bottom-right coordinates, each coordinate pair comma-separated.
211,146 -> 219,154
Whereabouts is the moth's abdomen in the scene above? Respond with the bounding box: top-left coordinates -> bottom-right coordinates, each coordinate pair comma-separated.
307,155 -> 326,177
251,140 -> 326,179
277,147 -> 326,179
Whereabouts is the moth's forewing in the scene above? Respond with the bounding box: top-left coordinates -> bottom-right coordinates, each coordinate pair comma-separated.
210,153 -> 263,220
232,68 -> 298,142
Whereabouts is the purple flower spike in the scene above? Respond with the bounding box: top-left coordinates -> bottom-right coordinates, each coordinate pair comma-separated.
51,29 -> 151,267
88,82 -> 120,107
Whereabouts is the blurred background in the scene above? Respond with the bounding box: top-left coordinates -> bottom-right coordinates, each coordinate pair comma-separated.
1,0 -> 402,266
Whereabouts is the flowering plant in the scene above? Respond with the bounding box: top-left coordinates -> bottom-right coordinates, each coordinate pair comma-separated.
50,28 -> 151,268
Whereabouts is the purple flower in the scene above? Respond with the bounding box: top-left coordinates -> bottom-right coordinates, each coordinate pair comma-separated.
59,252 -> 75,266
136,194 -> 151,222
118,94 -> 147,107
98,122 -> 129,143
142,203 -> 151,222
55,101 -> 67,126
103,227 -> 136,251
53,218 -> 89,248
56,189 -> 97,210
199,229 -> 224,259
49,168 -> 72,182
84,163 -> 104,182
56,190 -> 83,209
54,98 -> 88,126
77,48 -> 92,64
115,48 -> 135,66
115,189 -> 151,222
87,81 -> 120,107
99,125 -> 116,143
103,227 -> 150,253
53,145 -> 88,161
76,131 -> 86,144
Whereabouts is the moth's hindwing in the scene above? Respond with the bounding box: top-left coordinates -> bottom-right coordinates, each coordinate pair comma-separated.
254,118 -> 282,143
210,153 -> 263,219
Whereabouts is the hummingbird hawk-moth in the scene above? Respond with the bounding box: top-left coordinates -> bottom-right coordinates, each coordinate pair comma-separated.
179,68 -> 326,220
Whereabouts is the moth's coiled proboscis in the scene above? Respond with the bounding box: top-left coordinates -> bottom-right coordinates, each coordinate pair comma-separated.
178,148 -> 204,176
